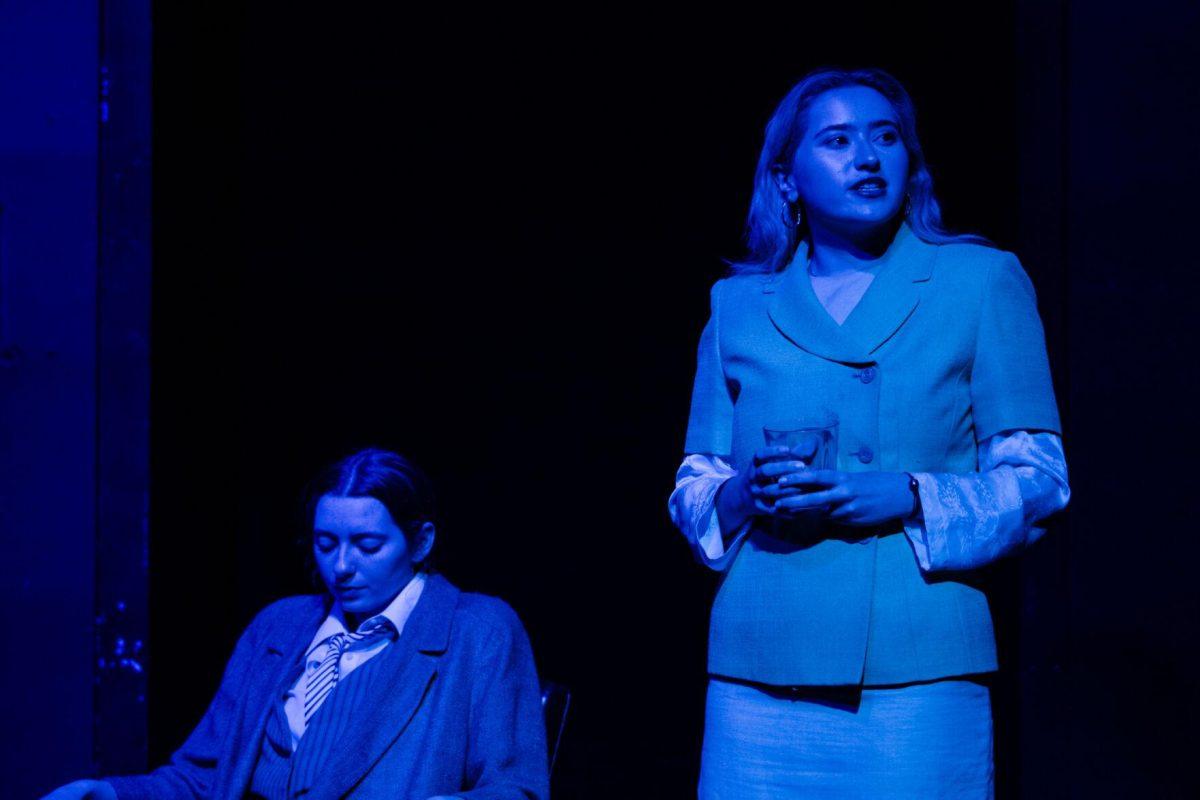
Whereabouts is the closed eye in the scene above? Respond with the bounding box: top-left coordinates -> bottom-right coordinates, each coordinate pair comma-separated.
352,535 -> 386,554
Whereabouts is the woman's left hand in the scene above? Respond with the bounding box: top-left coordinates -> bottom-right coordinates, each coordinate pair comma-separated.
770,470 -> 915,527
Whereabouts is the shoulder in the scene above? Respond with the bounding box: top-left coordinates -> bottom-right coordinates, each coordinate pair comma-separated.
452,590 -> 527,640
930,241 -> 1036,300
713,271 -> 772,296
210,594 -> 323,662
245,594 -> 326,636
708,272 -> 773,313
931,240 -> 1019,278
446,589 -> 536,666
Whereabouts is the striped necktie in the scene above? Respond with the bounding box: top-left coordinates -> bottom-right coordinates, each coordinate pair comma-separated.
303,616 -> 396,725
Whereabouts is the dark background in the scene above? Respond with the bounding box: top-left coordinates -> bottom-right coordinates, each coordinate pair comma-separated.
4,1 -> 1198,798
153,5 -> 1025,797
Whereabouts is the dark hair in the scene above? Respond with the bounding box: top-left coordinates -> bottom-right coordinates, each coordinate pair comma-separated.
733,66 -> 991,275
303,447 -> 438,572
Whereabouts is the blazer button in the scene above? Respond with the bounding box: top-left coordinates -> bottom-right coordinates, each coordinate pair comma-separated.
856,446 -> 874,464
859,366 -> 877,384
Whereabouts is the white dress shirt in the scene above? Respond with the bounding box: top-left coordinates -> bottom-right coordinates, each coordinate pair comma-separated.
281,572 -> 427,750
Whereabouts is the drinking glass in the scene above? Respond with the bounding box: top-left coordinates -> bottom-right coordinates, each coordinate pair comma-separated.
762,411 -> 839,469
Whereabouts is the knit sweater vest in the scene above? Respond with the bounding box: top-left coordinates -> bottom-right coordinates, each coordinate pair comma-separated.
247,641 -> 393,799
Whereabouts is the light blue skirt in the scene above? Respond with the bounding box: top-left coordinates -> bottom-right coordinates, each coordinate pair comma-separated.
699,678 -> 993,800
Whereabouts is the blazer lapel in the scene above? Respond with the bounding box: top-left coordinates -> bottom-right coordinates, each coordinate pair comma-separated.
766,223 -> 936,363
219,596 -> 329,800
307,574 -> 460,800
838,224 -> 936,355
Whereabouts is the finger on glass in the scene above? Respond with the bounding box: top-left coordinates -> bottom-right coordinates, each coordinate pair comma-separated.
753,445 -> 795,465
777,469 -> 838,488
763,413 -> 839,469
775,488 -> 838,513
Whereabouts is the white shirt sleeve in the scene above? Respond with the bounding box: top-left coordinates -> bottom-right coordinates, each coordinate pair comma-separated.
903,430 -> 1070,572
667,453 -> 753,571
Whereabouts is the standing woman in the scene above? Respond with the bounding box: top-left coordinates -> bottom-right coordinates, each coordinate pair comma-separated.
669,68 -> 1069,799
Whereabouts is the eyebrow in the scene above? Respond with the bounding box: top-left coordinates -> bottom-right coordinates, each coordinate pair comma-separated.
813,120 -> 900,137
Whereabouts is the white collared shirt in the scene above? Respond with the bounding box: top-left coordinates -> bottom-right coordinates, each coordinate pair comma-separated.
281,572 -> 427,749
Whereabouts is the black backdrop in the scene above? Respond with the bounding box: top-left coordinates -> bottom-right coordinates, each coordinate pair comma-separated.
146,4 -> 1182,798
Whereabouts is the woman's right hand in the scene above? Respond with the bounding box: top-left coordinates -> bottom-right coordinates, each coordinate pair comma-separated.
715,444 -> 817,537
39,780 -> 117,800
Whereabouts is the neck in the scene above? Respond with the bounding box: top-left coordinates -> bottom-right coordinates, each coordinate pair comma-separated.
338,571 -> 421,630
342,610 -> 374,631
806,217 -> 899,277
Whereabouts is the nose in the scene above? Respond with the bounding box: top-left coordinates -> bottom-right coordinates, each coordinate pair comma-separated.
333,545 -> 355,580
855,137 -> 881,171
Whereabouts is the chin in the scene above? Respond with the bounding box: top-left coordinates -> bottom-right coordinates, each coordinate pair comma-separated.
845,207 -> 904,229
338,596 -> 381,615
822,213 -> 890,234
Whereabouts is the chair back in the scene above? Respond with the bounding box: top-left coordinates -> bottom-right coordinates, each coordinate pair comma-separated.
539,680 -> 571,775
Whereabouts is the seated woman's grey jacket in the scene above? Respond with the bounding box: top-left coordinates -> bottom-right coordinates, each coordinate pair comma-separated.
105,574 -> 549,800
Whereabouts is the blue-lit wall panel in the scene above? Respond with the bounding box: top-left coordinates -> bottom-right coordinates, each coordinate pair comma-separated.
96,0 -> 152,776
0,1 -> 100,797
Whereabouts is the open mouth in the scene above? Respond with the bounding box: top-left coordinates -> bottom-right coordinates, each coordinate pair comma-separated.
850,178 -> 887,196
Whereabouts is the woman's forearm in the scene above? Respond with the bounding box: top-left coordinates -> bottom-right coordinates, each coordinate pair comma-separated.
903,431 -> 1069,572
714,475 -> 756,544
669,454 -> 752,569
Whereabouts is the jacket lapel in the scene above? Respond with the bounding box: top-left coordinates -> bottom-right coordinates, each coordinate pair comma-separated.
838,224 -> 936,355
766,223 -> 936,363
220,596 -> 328,800
307,574 -> 460,800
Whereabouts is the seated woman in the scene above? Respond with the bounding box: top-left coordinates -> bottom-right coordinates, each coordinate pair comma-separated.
44,448 -> 549,800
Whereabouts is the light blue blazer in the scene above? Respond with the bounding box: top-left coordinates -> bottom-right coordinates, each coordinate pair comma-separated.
684,224 -> 1061,686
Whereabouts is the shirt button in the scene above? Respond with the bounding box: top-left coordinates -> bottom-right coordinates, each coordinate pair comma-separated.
856,447 -> 874,464
859,366 -> 876,384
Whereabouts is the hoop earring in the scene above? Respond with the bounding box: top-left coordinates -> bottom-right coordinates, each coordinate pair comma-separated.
782,204 -> 802,228
904,194 -> 913,218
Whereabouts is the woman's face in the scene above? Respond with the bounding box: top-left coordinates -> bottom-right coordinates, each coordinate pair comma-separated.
313,494 -> 424,620
781,85 -> 910,235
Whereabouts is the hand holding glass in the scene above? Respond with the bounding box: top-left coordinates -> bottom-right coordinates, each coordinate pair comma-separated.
762,415 -> 839,470
756,414 -> 839,510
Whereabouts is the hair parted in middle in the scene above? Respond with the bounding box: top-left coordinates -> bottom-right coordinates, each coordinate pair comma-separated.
302,447 -> 438,573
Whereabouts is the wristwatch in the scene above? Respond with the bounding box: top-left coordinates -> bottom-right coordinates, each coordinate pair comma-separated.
905,472 -> 922,518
